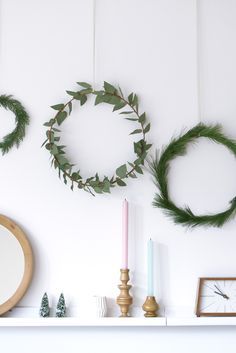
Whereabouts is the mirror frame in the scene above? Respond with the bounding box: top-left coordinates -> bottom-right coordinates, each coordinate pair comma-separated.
0,215 -> 33,315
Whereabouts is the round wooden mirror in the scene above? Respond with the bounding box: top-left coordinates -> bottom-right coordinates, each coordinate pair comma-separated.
0,215 -> 33,315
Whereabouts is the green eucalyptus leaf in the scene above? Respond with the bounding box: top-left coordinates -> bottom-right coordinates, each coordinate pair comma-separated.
103,180 -> 111,193
80,95 -> 87,106
104,81 -> 117,94
45,143 -> 52,150
128,93 -> 134,104
71,172 -> 81,181
44,118 -> 56,127
128,162 -> 135,168
57,155 -> 68,165
125,118 -> 138,121
133,94 -> 138,107
95,95 -> 104,105
141,152 -> 147,160
134,157 -> 144,165
113,101 -> 126,111
116,164 -> 127,178
93,90 -> 104,96
90,180 -> 99,187
134,165 -> 143,174
120,111 -> 134,115
51,104 -> 64,111
51,144 -> 58,155
129,173 -> 137,178
116,178 -> 127,186
66,91 -> 81,100
145,143 -> 152,151
79,88 -> 92,94
130,129 -> 142,135
61,163 -> 72,171
57,111 -> 67,125
102,94 -> 113,103
144,123 -> 151,133
93,186 -> 103,194
66,90 -> 76,96
118,86 -> 124,97
73,93 -> 83,100
46,130 -> 52,139
63,173 -> 67,184
109,96 -> 121,105
134,141 -> 142,154
50,135 -> 55,143
77,82 -> 92,89
68,101 -> 72,115
139,113 -> 146,124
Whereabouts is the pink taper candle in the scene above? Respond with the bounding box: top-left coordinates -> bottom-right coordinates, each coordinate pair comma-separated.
122,199 -> 129,269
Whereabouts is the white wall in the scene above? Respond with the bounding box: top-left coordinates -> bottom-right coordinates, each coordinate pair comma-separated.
0,0 -> 236,352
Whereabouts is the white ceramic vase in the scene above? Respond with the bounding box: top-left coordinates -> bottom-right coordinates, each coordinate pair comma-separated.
93,296 -> 107,317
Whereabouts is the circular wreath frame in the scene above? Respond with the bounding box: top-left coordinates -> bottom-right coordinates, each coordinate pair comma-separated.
150,124 -> 236,228
43,81 -> 152,195
0,95 -> 29,154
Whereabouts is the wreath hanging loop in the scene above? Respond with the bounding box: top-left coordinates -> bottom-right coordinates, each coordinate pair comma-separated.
0,95 -> 30,154
150,124 -> 236,228
43,81 -> 152,196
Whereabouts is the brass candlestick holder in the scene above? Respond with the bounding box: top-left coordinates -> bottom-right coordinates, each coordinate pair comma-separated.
142,296 -> 159,317
116,269 -> 133,317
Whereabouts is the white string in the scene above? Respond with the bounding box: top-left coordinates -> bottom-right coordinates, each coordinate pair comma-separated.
0,2 -> 2,90
92,0 -> 96,90
196,0 -> 202,123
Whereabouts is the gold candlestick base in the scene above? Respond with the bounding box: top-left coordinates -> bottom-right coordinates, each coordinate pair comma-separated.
142,296 -> 159,317
116,269 -> 133,317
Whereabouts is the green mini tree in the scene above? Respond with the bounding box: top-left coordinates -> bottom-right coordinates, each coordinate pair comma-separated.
39,292 -> 50,317
56,293 -> 66,317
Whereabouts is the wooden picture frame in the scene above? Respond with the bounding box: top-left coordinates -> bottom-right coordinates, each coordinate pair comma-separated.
196,277 -> 236,317
0,215 -> 33,315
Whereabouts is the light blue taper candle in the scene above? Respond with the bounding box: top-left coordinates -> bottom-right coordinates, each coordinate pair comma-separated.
147,238 -> 154,296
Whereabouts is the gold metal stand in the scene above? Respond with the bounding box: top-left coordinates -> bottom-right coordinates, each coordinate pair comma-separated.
142,296 -> 159,317
116,269 -> 133,317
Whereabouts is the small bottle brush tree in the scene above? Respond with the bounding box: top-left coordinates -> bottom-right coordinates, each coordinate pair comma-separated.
39,292 -> 50,317
56,293 -> 66,317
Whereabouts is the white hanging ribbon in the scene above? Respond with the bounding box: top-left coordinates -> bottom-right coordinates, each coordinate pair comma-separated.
92,0 -> 96,90
196,0 -> 202,122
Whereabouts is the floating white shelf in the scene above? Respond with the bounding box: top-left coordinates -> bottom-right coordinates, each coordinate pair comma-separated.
1,316 -> 236,327
2,306 -> 236,327
167,316 -> 236,326
0,317 -> 166,327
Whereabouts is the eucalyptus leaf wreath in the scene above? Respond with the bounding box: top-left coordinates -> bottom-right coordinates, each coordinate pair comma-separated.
0,95 -> 29,154
43,81 -> 152,195
150,124 -> 236,228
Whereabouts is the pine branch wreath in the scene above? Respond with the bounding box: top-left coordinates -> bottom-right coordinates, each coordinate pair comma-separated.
0,95 -> 30,154
150,124 -> 236,228
43,81 -> 152,196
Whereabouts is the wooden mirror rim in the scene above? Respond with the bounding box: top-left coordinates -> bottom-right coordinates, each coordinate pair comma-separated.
0,214 -> 33,315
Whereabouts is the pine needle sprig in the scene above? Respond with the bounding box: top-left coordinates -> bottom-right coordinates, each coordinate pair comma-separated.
0,95 -> 30,154
150,123 -> 236,228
